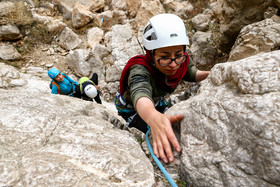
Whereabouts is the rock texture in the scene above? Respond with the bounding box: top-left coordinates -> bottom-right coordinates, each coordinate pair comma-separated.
1,0 -> 279,100
214,0 -> 275,52
229,16 -> 280,61
0,24 -> 22,41
167,50 -> 280,186
1,0 -> 280,186
189,31 -> 217,68
0,90 -> 155,186
0,43 -> 21,61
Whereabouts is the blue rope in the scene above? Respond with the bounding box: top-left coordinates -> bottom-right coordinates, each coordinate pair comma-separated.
146,126 -> 178,187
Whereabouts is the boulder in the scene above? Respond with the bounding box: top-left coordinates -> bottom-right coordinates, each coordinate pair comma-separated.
0,62 -> 21,88
229,16 -> 280,61
0,89 -> 155,186
57,27 -> 82,50
0,24 -> 22,41
99,10 -> 128,31
66,49 -> 92,77
104,23 -> 143,68
105,64 -> 122,82
111,0 -> 127,11
126,0 -> 141,18
189,31 -> 217,69
214,0 -> 274,52
54,0 -> 105,17
87,27 -> 104,49
32,13 -> 66,35
132,0 -> 165,30
167,50 -> 280,186
191,14 -> 212,32
160,0 -> 193,19
0,43 -> 21,61
72,3 -> 94,29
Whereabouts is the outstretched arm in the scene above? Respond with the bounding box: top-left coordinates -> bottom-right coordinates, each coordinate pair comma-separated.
136,97 -> 183,163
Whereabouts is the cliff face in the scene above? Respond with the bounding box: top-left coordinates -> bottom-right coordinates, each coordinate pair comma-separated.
168,50 -> 280,186
1,50 -> 280,187
1,0 -> 280,186
1,0 -> 279,99
0,88 -> 155,186
213,0 -> 275,52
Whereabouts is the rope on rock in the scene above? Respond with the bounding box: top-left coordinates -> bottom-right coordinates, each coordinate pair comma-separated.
145,126 -> 178,187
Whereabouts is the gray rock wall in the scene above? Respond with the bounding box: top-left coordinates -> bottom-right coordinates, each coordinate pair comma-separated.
167,50 -> 280,186
214,0 -> 274,52
0,90 -> 155,186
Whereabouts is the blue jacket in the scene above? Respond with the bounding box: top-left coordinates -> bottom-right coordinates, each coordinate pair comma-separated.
51,73 -> 78,95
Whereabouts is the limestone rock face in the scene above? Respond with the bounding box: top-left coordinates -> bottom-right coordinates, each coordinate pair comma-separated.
0,90 -> 155,186
32,12 -> 66,35
105,23 -> 143,68
229,16 -> 280,61
214,0 -> 274,52
87,27 -> 104,49
132,0 -> 165,30
167,50 -> 280,186
191,14 -> 211,32
189,31 -> 217,68
0,62 -> 21,88
66,49 -> 93,77
126,0 -> 141,18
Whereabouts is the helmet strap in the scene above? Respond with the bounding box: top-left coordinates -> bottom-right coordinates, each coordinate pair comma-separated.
150,50 -> 157,67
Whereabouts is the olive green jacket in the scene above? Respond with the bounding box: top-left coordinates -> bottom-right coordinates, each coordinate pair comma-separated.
116,58 -> 198,113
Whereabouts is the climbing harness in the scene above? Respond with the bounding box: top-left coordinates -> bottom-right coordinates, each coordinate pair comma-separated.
146,126 -> 178,187
115,91 -> 134,109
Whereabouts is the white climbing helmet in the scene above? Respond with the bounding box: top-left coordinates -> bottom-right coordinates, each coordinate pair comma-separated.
84,85 -> 97,99
142,14 -> 190,50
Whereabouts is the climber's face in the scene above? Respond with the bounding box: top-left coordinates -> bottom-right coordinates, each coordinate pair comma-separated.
54,73 -> 64,82
153,45 -> 185,76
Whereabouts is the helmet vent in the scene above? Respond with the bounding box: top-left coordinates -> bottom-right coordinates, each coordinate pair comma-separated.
151,32 -> 157,40
144,24 -> 152,34
146,32 -> 157,41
